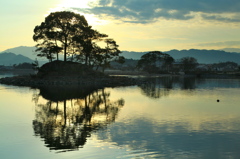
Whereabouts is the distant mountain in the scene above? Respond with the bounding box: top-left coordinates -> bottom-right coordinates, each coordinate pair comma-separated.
121,51 -> 146,59
166,49 -> 240,64
0,52 -> 33,66
1,46 -> 63,62
2,46 -> 39,60
122,49 -> 240,64
1,46 -> 50,66
2,46 -> 240,64
222,48 -> 240,53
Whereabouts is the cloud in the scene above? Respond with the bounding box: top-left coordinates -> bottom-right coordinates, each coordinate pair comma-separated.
72,0 -> 240,23
202,13 -> 240,23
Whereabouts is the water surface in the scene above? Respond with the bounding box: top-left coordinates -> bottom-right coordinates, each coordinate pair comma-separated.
1,75 -> 240,158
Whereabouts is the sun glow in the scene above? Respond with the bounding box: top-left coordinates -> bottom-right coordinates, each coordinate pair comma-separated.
48,0 -> 91,13
59,0 -> 92,8
47,0 -> 107,26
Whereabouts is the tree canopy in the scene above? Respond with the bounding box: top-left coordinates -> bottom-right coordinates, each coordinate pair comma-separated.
137,51 -> 174,73
33,11 -> 122,70
180,57 -> 198,72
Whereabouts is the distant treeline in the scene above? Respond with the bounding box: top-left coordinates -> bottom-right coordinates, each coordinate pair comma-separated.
121,49 -> 240,64
13,63 -> 33,69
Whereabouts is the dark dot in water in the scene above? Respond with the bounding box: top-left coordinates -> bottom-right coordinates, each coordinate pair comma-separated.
217,99 -> 220,102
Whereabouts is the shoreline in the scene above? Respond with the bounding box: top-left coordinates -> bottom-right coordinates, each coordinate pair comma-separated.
1,71 -> 240,88
0,74 -> 138,88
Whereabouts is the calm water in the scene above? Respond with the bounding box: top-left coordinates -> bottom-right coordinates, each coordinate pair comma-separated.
1,74 -> 240,159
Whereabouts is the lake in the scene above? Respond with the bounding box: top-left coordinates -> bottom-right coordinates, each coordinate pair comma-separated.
1,73 -> 240,159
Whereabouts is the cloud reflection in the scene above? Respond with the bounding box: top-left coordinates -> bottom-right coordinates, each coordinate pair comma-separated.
95,113 -> 240,158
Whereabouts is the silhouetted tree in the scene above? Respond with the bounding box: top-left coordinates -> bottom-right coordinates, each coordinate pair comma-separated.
13,62 -> 32,69
72,26 -> 108,65
33,11 -> 89,62
32,59 -> 40,71
33,11 -> 122,70
137,51 -> 174,73
74,38 -> 122,72
180,57 -> 198,73
92,39 -> 122,72
35,42 -> 62,61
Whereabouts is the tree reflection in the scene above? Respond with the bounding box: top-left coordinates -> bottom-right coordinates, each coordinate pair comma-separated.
139,77 -> 176,98
181,77 -> 197,90
139,77 -> 202,98
32,87 -> 124,152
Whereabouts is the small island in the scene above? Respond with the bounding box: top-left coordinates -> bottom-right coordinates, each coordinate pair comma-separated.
0,60 -> 138,88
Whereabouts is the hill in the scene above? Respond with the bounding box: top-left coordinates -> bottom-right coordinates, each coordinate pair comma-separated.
122,49 -> 240,64
1,46 -> 63,62
121,51 -> 146,59
0,52 -> 33,66
223,48 -> 240,53
2,46 -> 38,60
166,49 -> 240,64
2,46 -> 240,64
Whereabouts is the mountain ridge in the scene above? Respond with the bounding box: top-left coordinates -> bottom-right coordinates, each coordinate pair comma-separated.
122,49 -> 240,64
1,46 -> 39,60
0,52 -> 33,66
1,46 -> 240,65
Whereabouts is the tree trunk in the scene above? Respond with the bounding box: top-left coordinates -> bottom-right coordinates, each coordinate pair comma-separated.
64,45 -> 67,62
64,37 -> 67,62
85,55 -> 88,65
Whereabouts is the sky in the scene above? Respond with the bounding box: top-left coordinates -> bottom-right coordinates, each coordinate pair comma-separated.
1,0 -> 240,52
